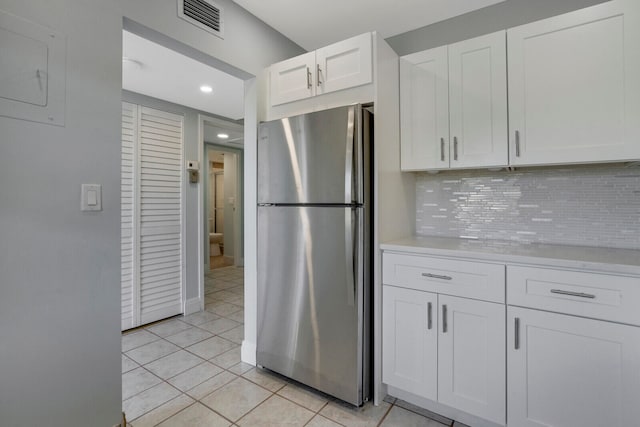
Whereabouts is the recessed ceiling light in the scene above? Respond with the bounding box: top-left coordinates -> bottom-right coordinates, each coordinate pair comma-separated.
217,133 -> 229,139
200,85 -> 213,93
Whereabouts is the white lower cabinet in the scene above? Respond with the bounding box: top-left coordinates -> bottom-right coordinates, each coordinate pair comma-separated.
382,282 -> 506,424
382,249 -> 640,426
383,285 -> 437,400
507,306 -> 640,427
439,295 -> 505,425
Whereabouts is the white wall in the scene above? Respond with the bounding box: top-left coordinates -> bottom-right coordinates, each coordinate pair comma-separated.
0,1 -> 122,425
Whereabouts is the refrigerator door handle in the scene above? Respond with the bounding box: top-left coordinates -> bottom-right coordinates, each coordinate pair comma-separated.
345,208 -> 356,306
344,107 -> 356,204
355,106 -> 364,205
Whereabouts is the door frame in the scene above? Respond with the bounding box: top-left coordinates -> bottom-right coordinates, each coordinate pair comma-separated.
197,114 -> 245,309
204,142 -> 244,268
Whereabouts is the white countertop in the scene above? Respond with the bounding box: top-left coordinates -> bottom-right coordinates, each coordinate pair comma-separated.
381,236 -> 640,275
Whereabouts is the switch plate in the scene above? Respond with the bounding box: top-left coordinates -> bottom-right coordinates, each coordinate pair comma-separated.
81,184 -> 102,211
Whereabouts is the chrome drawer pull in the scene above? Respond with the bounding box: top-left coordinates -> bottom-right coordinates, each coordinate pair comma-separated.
442,304 -> 448,333
550,289 -> 596,299
422,273 -> 453,281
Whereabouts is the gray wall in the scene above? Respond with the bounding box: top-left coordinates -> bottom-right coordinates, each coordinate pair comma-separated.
122,0 -> 305,77
0,1 -> 122,426
387,0 -> 608,55
122,90 -> 241,301
0,0 -> 304,423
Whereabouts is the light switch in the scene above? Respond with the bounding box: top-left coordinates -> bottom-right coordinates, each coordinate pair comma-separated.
81,184 -> 102,212
87,190 -> 97,206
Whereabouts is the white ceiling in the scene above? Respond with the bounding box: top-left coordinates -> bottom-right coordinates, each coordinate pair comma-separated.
204,122 -> 244,145
122,31 -> 244,120
233,0 -> 506,51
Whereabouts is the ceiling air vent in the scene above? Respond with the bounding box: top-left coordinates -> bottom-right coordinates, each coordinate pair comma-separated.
178,0 -> 224,39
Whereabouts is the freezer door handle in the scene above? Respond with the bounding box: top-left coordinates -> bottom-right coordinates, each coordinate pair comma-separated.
344,107 -> 356,204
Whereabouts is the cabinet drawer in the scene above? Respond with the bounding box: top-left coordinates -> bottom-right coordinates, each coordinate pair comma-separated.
382,253 -> 505,303
508,266 -> 640,325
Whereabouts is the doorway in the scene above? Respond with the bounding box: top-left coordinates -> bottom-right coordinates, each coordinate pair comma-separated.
202,119 -> 244,271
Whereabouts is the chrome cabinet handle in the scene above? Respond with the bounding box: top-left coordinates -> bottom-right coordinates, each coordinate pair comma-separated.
442,305 -> 448,333
453,136 -> 458,161
440,138 -> 445,162
422,272 -> 452,281
515,130 -> 521,157
514,317 -> 520,350
427,302 -> 432,330
317,64 -> 322,86
550,289 -> 596,299
306,67 -> 312,89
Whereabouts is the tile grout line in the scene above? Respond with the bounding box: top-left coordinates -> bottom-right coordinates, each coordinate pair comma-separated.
375,402 -> 395,427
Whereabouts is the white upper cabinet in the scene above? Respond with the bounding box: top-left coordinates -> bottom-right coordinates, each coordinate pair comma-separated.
270,33 -> 372,106
316,32 -> 373,96
400,31 -> 508,171
508,0 -> 640,166
269,52 -> 315,106
400,46 -> 449,170
449,31 -> 508,169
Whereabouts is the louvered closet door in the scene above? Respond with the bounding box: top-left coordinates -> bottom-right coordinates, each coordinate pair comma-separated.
138,106 -> 184,325
121,103 -> 184,330
121,102 -> 137,330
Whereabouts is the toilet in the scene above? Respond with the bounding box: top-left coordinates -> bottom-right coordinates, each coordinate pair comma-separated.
209,233 -> 223,256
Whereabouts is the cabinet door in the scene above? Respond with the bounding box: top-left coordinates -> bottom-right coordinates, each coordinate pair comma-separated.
382,286 -> 437,401
400,46 -> 449,171
508,306 -> 640,427
449,31 -> 508,169
315,33 -> 372,96
438,295 -> 506,425
270,51 -> 315,106
508,1 -> 640,166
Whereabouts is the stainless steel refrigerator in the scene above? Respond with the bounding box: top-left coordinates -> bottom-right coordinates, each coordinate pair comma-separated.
257,104 -> 372,406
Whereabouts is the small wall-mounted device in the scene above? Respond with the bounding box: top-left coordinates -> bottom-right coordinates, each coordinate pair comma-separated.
81,184 -> 102,212
186,160 -> 199,183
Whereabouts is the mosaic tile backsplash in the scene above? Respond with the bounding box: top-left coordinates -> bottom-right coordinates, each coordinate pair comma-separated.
415,164 -> 640,250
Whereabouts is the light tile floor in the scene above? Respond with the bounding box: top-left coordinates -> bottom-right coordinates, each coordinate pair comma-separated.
122,266 -> 469,427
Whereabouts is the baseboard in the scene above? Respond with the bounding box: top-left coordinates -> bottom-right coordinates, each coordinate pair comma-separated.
387,386 -> 503,427
184,297 -> 203,316
241,340 -> 257,366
